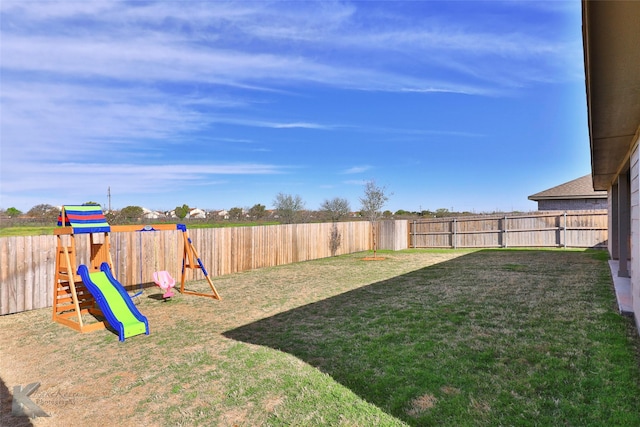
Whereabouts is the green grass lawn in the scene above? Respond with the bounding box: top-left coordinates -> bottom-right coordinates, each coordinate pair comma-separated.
1,249 -> 639,426
0,225 -> 57,236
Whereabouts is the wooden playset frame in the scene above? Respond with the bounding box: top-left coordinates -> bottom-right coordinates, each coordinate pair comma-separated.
53,206 -> 221,334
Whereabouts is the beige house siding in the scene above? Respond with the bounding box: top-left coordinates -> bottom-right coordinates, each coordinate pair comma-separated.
608,191 -> 613,256
537,199 -> 607,211
632,140 -> 640,320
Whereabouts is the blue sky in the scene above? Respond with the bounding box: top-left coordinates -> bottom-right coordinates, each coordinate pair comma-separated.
0,1 -> 590,214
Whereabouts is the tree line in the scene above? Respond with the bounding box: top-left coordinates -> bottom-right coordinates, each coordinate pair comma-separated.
0,181 -> 391,225
0,180 -> 514,226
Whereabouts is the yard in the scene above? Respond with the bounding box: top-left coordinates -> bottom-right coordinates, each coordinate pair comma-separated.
1,249 -> 639,426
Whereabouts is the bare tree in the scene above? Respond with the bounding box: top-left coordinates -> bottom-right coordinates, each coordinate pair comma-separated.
27,204 -> 58,222
273,193 -> 305,224
228,207 -> 244,221
320,197 -> 351,222
329,223 -> 342,256
120,205 -> 144,222
248,203 -> 267,220
359,180 -> 390,257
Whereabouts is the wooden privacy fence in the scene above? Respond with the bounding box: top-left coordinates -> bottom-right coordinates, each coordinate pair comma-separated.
0,221 -> 378,316
409,210 -> 608,249
0,213 -> 607,316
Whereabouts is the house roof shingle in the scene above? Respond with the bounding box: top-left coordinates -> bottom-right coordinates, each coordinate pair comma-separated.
528,175 -> 607,201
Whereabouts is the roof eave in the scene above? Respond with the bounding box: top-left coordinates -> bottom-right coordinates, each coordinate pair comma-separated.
528,195 -> 607,202
583,0 -> 640,191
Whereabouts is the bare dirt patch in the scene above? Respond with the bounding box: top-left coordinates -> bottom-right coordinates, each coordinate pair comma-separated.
407,393 -> 438,417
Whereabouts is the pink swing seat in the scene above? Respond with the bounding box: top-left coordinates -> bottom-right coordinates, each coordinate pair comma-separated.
153,271 -> 176,299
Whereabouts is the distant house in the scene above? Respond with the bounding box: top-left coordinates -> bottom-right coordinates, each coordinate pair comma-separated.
528,175 -> 607,211
213,210 -> 229,220
188,208 -> 207,219
141,207 -> 164,219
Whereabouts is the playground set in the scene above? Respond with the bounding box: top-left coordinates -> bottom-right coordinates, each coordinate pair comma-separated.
53,205 -> 221,341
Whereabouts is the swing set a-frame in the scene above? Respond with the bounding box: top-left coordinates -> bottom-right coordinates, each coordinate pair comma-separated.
53,205 -> 221,334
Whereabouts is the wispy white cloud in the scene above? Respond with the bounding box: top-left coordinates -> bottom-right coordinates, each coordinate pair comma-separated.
203,117 -> 336,130
271,122 -> 331,130
0,161 -> 288,205
4,161 -> 286,183
2,0 -> 574,96
342,166 -> 372,174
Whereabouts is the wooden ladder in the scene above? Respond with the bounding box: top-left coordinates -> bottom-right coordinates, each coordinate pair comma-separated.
52,233 -> 105,333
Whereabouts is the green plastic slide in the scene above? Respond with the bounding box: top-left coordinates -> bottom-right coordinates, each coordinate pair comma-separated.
78,263 -> 149,341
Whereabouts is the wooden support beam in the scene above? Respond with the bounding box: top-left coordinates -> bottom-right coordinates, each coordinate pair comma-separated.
179,228 -> 221,300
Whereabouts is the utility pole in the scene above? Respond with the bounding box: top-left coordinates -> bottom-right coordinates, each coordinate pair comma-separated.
107,186 -> 111,212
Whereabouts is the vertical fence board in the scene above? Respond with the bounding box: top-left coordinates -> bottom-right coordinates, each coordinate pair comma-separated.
24,236 -> 34,311
15,236 -> 25,313
0,237 -> 9,314
41,235 -> 53,310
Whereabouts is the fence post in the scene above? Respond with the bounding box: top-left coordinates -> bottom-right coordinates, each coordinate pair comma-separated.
453,218 -> 457,249
563,211 -> 567,249
503,216 -> 508,248
412,220 -> 416,249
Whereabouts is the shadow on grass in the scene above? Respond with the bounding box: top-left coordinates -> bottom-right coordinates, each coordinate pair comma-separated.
224,249 -> 640,426
0,376 -> 35,427
222,250 -> 504,423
